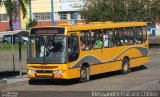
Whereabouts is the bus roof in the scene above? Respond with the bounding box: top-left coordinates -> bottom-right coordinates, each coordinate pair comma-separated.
31,22 -> 147,32
66,22 -> 147,31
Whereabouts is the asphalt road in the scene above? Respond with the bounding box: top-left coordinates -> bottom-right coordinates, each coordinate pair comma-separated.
1,54 -> 160,92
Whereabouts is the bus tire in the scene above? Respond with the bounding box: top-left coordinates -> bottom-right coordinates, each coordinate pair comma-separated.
121,58 -> 130,74
80,66 -> 90,83
28,79 -> 35,84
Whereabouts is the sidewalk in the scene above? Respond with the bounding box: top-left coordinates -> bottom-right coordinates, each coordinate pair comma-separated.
0,72 -> 29,89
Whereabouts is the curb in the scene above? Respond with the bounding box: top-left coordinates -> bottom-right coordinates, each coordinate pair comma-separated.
0,79 -> 28,90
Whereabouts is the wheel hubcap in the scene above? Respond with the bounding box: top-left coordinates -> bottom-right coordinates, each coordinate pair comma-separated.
124,62 -> 128,71
81,69 -> 87,78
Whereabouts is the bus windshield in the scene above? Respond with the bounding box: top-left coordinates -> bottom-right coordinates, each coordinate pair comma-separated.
28,35 -> 67,64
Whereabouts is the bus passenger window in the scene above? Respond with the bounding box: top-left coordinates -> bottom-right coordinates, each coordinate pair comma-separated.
125,28 -> 134,45
80,40 -> 85,50
80,31 -> 91,51
91,30 -> 103,49
104,29 -> 114,47
68,35 -> 80,62
114,29 -> 125,46
142,27 -> 147,42
134,27 -> 143,44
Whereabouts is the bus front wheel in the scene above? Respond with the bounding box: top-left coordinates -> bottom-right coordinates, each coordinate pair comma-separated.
121,58 -> 130,74
28,79 -> 35,84
80,66 -> 90,83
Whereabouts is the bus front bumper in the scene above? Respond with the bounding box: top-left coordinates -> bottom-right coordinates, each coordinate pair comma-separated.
27,69 -> 64,79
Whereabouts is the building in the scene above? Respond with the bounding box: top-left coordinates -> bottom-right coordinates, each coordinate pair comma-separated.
0,4 -> 9,32
0,0 -> 85,32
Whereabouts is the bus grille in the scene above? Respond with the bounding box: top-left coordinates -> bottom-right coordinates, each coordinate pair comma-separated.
36,70 -> 53,73
36,75 -> 53,79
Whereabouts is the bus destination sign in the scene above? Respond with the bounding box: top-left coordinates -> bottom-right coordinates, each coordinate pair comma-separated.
30,28 -> 65,35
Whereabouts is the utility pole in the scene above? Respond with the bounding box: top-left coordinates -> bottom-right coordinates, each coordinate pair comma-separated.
18,33 -> 22,77
74,11 -> 77,24
11,34 -> 15,72
51,0 -> 54,26
18,0 -> 22,77
29,0 -> 32,19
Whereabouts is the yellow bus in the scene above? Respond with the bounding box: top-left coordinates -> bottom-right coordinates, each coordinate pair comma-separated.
27,22 -> 148,83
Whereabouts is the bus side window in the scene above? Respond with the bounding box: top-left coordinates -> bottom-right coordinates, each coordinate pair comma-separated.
142,27 -> 147,42
134,27 -> 143,44
80,31 -> 91,51
68,35 -> 80,62
125,28 -> 134,45
91,30 -> 103,49
103,29 -> 114,47
114,28 -> 125,46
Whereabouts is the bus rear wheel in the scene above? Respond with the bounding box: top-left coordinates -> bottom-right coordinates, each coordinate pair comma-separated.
80,66 -> 90,83
121,58 -> 130,74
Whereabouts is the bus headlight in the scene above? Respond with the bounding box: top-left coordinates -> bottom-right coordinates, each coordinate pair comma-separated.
54,70 -> 62,74
53,70 -> 63,78
28,69 -> 36,74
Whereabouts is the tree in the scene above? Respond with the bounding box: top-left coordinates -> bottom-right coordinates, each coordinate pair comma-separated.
0,0 -> 28,31
150,0 -> 160,18
26,18 -> 37,30
80,0 -> 160,22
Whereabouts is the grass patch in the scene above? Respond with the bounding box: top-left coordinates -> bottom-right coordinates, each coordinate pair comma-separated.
0,43 -> 27,51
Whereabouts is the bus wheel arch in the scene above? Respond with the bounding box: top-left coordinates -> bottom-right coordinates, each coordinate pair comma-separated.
80,63 -> 90,83
121,56 -> 131,74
